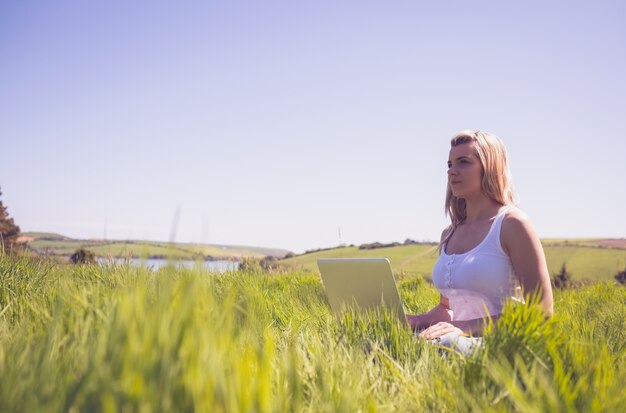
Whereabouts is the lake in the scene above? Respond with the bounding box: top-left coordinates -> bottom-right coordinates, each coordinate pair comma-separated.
98,257 -> 239,272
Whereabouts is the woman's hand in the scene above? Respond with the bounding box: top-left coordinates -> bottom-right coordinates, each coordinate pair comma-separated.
418,322 -> 464,339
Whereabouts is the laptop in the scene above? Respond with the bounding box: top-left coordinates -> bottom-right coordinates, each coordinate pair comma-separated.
317,258 -> 409,327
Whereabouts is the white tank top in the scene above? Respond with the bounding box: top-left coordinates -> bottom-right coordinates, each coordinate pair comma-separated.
432,206 -> 524,321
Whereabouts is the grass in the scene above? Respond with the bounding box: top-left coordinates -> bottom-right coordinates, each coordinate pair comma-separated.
283,243 -> 626,282
1,252 -> 625,412
543,246 -> 626,281
283,244 -> 441,278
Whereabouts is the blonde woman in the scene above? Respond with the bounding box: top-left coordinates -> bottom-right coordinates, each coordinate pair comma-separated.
406,130 -> 553,354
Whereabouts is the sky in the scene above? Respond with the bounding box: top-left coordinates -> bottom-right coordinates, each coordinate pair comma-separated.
1,0 -> 625,253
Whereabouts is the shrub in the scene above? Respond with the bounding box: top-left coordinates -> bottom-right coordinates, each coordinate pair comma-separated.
359,241 -> 401,250
238,256 -> 284,272
69,248 -> 96,265
553,262 -> 572,289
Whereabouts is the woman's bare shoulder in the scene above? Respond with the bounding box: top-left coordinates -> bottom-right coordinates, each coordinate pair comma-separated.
501,207 -> 540,252
502,207 -> 533,233
440,225 -> 454,243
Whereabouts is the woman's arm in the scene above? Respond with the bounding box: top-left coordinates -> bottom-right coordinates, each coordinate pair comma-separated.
418,313 -> 500,339
406,294 -> 453,332
501,209 -> 554,316
406,226 -> 456,333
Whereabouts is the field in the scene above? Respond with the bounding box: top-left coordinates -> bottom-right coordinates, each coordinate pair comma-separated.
1,252 -> 625,412
283,240 -> 626,282
21,232 -> 290,260
22,233 -> 626,283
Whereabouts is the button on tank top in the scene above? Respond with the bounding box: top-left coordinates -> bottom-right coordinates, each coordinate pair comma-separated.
432,206 -> 524,321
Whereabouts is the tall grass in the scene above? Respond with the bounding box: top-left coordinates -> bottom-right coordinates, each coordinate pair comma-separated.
1,253 -> 624,412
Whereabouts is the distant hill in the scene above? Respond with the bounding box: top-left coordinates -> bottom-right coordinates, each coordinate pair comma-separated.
281,238 -> 626,282
541,238 -> 626,249
21,232 -> 292,260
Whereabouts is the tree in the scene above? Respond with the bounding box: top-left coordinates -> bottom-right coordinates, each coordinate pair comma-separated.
0,187 -> 21,253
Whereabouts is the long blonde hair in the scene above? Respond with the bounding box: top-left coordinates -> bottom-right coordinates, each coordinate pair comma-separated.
445,130 -> 516,230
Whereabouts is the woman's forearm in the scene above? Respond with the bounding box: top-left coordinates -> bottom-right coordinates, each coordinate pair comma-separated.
407,304 -> 452,331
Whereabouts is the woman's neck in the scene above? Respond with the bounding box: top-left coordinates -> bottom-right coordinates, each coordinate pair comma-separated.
463,194 -> 502,225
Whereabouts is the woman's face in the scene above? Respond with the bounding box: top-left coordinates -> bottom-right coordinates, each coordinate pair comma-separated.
447,142 -> 484,199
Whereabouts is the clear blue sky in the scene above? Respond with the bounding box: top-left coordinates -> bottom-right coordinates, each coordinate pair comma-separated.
1,0 -> 625,253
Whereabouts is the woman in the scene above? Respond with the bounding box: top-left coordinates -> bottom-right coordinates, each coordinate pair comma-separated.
406,130 -> 553,353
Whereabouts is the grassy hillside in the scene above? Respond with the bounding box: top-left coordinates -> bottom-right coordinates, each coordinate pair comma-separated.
283,244 -> 441,277
0,253 -> 624,412
22,232 -> 291,260
283,239 -> 626,282
543,245 -> 626,281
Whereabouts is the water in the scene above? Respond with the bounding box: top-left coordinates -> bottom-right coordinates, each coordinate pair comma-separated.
98,257 -> 239,272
